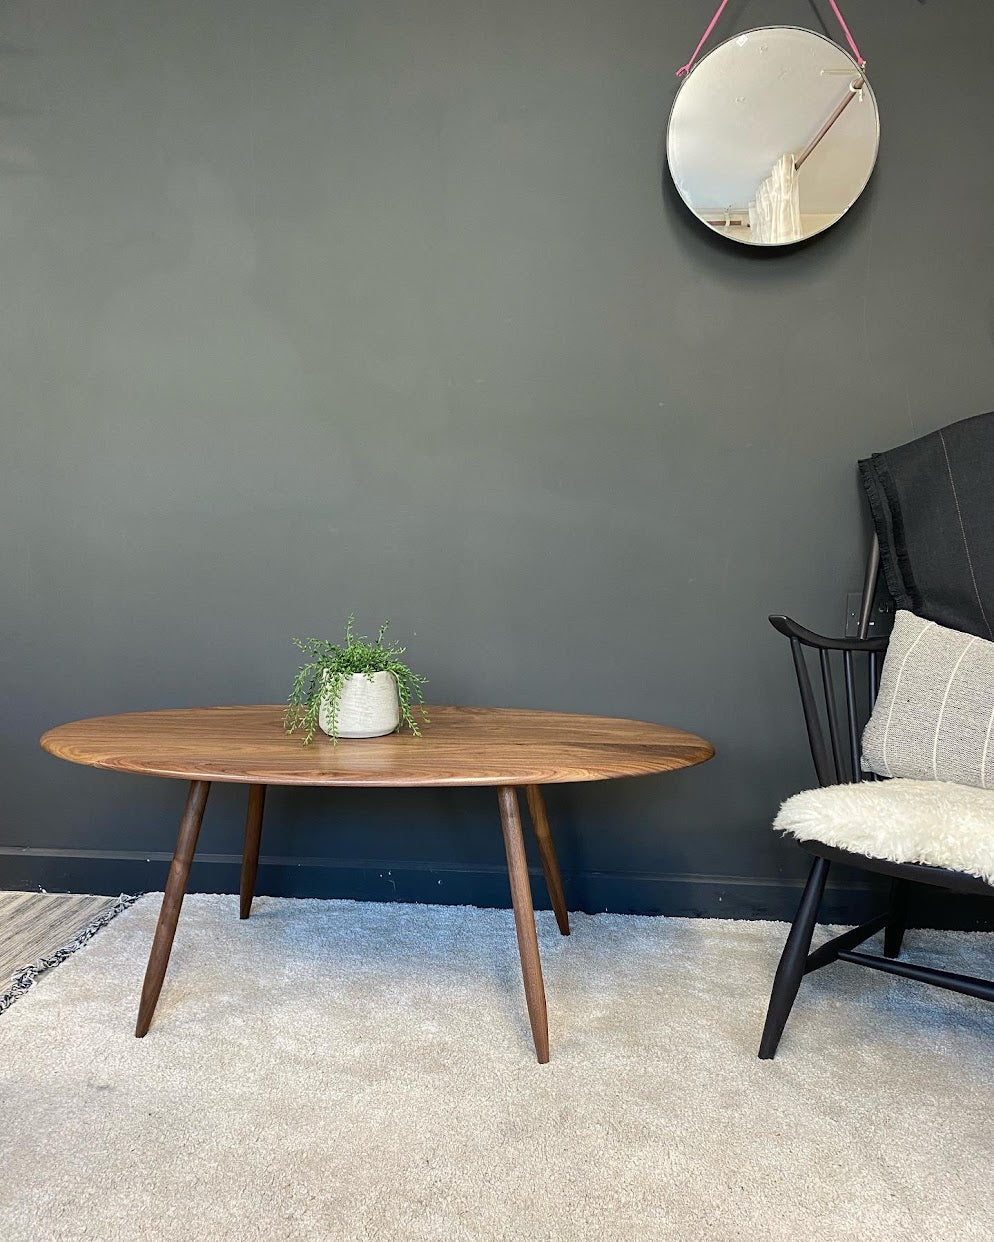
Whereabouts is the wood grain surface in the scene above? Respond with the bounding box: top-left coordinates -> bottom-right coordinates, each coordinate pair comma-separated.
40,705 -> 714,787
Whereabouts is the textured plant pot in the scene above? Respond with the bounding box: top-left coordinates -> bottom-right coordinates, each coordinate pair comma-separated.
319,671 -> 401,739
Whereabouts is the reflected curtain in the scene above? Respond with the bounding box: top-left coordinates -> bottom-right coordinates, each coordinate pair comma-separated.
749,154 -> 801,244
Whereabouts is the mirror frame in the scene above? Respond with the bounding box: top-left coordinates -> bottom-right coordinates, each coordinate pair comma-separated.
666,26 -> 879,247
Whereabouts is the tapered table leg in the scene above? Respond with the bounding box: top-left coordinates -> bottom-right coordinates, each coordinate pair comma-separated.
135,779 -> 211,1037
240,783 -> 267,919
525,785 -> 570,936
497,785 -> 550,1064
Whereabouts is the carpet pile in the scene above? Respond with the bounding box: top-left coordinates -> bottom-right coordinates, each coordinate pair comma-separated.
1,893 -> 992,1241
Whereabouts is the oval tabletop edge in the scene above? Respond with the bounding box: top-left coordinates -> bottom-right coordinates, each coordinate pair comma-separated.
40,704 -> 715,787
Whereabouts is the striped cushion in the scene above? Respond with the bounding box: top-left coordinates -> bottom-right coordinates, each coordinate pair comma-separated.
861,611 -> 994,788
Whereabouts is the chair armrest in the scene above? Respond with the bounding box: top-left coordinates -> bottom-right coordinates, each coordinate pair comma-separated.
769,615 -> 889,653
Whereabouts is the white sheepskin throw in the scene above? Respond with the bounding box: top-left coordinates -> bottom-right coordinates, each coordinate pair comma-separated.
775,779 -> 994,885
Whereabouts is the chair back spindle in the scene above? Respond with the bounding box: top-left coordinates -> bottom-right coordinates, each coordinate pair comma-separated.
774,619 -> 889,788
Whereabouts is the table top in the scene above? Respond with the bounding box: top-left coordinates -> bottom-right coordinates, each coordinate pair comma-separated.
40,705 -> 714,788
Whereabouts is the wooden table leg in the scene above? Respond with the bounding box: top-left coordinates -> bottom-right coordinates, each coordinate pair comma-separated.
135,779 -> 211,1037
525,785 -> 570,936
240,783 -> 266,919
497,785 -> 550,1064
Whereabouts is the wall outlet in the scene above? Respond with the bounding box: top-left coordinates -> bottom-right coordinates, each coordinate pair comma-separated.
845,592 -> 895,638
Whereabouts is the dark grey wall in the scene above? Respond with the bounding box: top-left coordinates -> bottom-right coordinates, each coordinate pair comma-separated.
3,1 -> 993,920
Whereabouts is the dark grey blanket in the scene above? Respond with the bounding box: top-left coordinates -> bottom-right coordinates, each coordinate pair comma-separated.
859,410 -> 994,640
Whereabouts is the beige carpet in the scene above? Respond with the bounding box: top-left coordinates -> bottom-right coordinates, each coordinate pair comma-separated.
1,894 -> 992,1241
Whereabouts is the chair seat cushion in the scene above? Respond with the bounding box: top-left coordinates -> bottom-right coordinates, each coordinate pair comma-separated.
775,779 -> 994,884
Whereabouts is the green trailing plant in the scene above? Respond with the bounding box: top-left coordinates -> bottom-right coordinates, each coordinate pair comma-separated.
284,616 -> 428,745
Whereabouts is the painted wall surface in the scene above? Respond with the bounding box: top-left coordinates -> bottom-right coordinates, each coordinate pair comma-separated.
3,0 -> 993,920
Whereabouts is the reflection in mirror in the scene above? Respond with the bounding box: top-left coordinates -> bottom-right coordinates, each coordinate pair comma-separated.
666,27 -> 879,246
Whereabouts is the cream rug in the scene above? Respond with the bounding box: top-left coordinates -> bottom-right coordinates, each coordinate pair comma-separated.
1,894 -> 992,1241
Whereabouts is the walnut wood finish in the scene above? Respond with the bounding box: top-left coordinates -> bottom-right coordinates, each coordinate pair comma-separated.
41,704 -> 714,1061
525,784 -> 569,936
498,786 -> 549,1063
135,780 -> 211,1037
240,784 -> 266,920
40,705 -> 714,787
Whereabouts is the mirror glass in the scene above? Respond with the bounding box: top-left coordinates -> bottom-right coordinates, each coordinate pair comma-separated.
666,26 -> 879,246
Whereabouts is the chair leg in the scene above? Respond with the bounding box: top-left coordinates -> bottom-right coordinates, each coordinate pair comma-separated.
240,784 -> 267,919
758,855 -> 830,1060
884,878 -> 910,959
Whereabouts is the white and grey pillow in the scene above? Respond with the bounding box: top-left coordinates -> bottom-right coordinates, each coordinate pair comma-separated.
862,610 -> 994,788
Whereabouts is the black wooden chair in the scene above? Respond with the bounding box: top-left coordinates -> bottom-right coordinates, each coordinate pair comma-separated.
759,540 -> 994,1059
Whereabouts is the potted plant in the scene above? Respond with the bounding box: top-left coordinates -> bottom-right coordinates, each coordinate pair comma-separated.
283,616 -> 428,745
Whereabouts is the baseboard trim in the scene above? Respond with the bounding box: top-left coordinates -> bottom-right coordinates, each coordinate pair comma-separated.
0,843 -> 875,921
2,845 -> 991,927
0,844 -> 872,881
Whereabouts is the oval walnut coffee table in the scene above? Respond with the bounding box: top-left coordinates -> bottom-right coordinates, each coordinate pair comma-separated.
41,705 -> 714,1062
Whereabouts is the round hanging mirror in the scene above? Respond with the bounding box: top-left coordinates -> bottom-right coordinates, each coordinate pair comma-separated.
666,26 -> 879,246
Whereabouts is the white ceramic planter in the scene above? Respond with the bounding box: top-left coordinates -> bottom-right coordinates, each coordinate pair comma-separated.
319,671 -> 401,739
